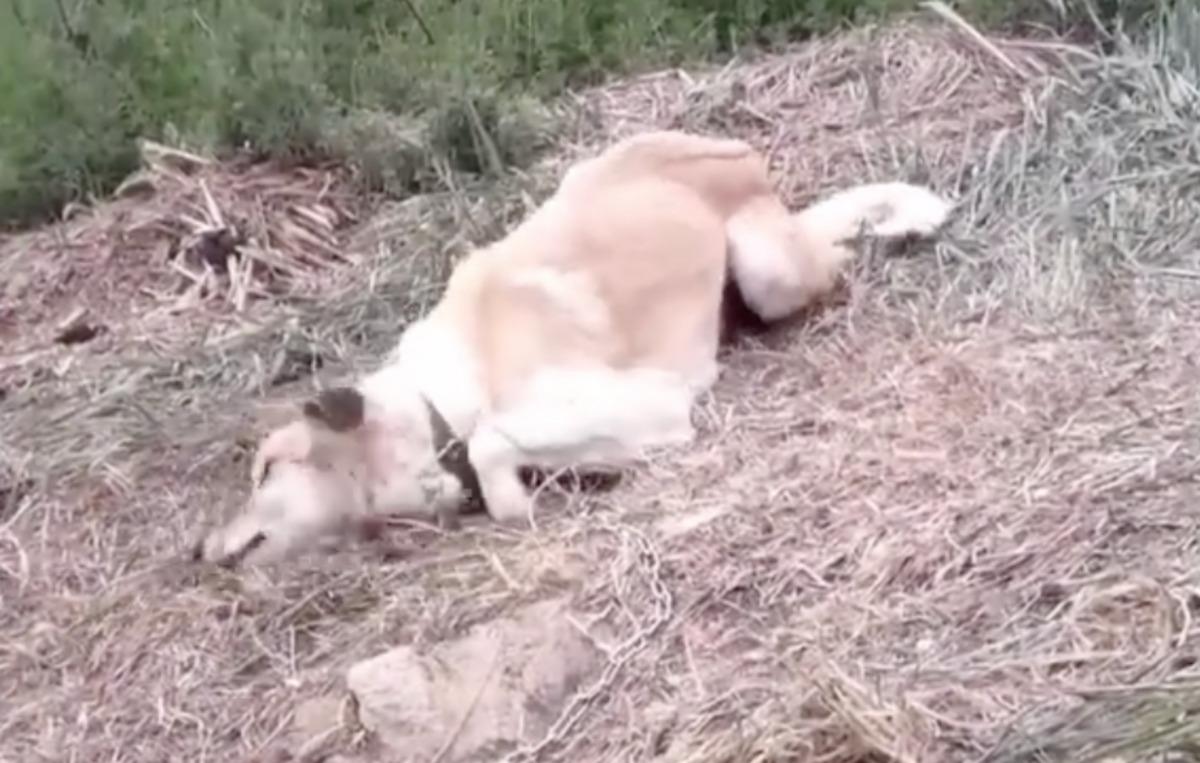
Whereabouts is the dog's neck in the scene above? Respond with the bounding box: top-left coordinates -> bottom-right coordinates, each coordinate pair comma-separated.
356,318 -> 489,515
421,396 -> 486,514
388,316 -> 487,439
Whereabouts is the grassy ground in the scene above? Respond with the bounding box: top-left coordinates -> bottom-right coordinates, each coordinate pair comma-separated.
0,0 -> 1150,227
0,0 -> 895,225
3,3 -> 1200,763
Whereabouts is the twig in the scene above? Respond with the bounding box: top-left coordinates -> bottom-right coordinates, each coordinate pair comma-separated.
401,0 -> 436,45
921,1 -> 1032,80
431,641 -> 503,763
464,95 -> 507,178
9,0 -> 26,28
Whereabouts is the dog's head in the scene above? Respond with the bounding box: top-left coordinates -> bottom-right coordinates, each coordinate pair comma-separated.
193,385 -> 462,569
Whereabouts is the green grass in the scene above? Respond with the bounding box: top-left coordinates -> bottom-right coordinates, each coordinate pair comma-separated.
0,0 -> 1171,227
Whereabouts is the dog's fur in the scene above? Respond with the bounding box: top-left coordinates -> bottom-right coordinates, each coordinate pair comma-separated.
193,130 -> 951,568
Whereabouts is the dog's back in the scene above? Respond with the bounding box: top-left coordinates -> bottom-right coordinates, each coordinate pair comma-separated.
435,132 -> 771,408
559,131 -> 774,216
418,129 -> 951,410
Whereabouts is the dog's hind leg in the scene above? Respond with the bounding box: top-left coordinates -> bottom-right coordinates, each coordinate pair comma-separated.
466,366 -> 696,525
727,183 -> 952,322
725,195 -> 820,323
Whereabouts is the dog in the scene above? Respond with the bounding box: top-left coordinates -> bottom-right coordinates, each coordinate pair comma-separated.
192,130 -> 951,568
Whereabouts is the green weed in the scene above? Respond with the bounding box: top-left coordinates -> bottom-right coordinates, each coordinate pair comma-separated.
0,0 -> 1171,227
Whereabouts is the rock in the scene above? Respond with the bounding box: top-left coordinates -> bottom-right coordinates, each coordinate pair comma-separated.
346,597 -> 600,762
290,694 -> 344,758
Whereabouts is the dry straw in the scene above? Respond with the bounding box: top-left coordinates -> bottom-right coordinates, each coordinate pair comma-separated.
2,7 -> 1200,763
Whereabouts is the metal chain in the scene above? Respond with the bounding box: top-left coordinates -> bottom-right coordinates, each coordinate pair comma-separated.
502,522 -> 674,763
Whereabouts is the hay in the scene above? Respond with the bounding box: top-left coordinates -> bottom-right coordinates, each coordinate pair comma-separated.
3,9 -> 1200,763
552,17 -> 1053,204
0,141 -> 369,385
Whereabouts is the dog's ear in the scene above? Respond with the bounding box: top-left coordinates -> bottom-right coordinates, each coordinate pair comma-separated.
301,386 -> 365,433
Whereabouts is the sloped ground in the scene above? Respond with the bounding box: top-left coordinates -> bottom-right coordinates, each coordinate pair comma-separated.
2,11 -> 1200,763
0,148 -> 371,390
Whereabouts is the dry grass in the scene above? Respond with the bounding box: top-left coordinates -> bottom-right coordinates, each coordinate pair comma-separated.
0,143 -> 370,390
3,7 -> 1200,763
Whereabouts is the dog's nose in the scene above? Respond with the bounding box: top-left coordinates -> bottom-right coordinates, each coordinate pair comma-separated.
189,538 -> 206,563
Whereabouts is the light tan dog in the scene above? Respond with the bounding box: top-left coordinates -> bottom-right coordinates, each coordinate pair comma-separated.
193,130 -> 952,568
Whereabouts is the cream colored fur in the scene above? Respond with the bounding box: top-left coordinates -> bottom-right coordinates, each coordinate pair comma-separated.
194,130 -> 952,568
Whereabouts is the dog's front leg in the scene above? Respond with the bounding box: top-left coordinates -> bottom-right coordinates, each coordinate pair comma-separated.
466,367 -> 697,527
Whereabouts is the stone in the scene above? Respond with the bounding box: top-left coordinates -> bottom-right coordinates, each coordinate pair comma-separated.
289,694 -> 345,760
346,598 -> 600,762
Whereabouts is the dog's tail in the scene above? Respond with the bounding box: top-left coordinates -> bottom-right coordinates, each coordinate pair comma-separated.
791,181 -> 952,271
